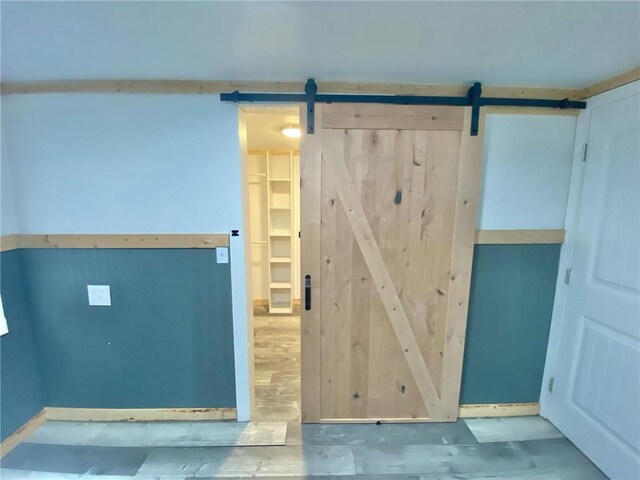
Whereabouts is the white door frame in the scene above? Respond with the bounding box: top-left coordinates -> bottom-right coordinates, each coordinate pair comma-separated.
232,104 -> 302,422
539,79 -> 640,416
230,107 -> 254,422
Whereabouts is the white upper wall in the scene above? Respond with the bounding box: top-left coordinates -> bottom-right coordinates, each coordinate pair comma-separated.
0,101 -> 18,236
478,114 -> 576,230
1,94 -> 576,234
2,1 -> 638,87
1,94 -> 239,234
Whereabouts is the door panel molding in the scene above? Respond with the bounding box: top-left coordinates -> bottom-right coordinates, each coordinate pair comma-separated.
300,103 -> 323,423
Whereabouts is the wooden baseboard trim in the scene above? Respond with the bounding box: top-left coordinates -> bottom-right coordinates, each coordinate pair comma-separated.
317,418 -> 433,424
458,402 -> 540,418
0,234 -> 229,251
312,403 -> 539,423
0,405 -> 532,445
0,408 -> 47,458
474,229 -> 564,245
45,407 -> 237,422
0,407 -> 237,455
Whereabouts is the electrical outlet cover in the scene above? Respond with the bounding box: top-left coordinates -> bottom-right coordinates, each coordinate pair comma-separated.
216,247 -> 229,264
87,285 -> 111,306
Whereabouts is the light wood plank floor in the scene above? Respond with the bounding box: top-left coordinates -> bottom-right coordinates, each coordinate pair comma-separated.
0,420 -> 609,479
252,315 -> 301,422
0,314 -> 607,478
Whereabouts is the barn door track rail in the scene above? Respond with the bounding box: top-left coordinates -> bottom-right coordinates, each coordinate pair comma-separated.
221,79 -> 586,136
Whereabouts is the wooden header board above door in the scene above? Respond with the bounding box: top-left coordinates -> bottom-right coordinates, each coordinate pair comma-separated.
300,103 -> 485,423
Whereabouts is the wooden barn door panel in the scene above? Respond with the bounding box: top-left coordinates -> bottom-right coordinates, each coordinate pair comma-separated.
301,104 -> 484,423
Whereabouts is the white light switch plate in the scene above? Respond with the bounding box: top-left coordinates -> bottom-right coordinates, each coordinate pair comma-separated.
87,285 -> 111,306
216,247 -> 229,264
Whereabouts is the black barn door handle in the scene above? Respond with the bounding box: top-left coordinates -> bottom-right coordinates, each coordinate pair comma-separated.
305,275 -> 311,311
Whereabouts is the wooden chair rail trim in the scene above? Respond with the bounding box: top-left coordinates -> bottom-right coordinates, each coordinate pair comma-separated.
474,229 -> 565,245
0,230 -> 564,253
0,233 -> 229,251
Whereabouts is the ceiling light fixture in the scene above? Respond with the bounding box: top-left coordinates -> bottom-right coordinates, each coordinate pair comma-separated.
280,125 -> 301,138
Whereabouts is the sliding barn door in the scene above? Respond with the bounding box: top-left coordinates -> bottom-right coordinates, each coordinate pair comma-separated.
300,104 -> 484,422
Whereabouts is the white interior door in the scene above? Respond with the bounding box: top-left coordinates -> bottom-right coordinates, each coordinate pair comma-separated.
544,87 -> 640,479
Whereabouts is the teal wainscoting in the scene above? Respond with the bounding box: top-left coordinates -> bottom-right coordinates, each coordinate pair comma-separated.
460,244 -> 561,404
0,250 -> 46,441
2,242 -> 560,430
19,248 -> 236,409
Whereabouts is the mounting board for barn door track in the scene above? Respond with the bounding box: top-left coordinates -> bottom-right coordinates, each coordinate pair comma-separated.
221,79 -> 587,136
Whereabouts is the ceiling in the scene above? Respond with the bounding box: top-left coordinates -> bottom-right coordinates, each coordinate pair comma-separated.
245,107 -> 300,151
2,1 -> 639,88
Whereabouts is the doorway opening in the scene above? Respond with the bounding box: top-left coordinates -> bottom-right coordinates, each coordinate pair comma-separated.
242,106 -> 301,421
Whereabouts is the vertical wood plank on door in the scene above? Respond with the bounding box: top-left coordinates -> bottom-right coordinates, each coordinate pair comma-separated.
300,104 -> 322,423
396,130 -> 461,399
320,142 -> 337,420
363,130 -> 393,418
424,130 -> 462,395
396,131 -> 434,412
383,131 -> 414,412
440,108 -> 486,419
348,130 -> 372,419
358,130 -> 426,419
320,128 -> 355,419
366,130 -> 427,419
